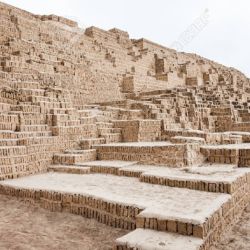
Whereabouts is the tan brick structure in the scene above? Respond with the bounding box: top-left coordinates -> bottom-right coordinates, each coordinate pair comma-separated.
0,1 -> 250,249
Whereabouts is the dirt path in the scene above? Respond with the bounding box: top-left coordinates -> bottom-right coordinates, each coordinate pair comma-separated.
0,195 -> 127,250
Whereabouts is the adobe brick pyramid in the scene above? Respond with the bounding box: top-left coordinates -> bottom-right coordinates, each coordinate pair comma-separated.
0,1 -> 250,249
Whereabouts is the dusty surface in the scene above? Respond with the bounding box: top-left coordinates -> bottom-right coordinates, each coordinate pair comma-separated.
1,172 -> 230,224
116,228 -> 203,250
0,195 -> 127,250
214,203 -> 250,250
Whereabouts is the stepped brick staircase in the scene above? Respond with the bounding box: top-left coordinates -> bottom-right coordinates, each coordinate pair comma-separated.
0,2 -> 250,250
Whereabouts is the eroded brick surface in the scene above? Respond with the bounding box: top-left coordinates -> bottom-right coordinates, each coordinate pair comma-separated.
0,2 -> 250,249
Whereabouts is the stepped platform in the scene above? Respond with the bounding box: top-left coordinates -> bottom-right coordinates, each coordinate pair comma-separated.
118,163 -> 250,194
81,160 -> 138,174
49,165 -> 91,174
52,160 -> 250,194
94,141 -> 204,167
201,143 -> 250,166
0,171 -> 249,248
53,149 -> 97,164
115,228 -> 203,250
0,1 -> 250,249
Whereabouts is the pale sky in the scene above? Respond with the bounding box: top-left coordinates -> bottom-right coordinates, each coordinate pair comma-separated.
2,0 -> 250,77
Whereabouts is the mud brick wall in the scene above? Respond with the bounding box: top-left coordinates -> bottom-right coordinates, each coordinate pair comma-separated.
38,14 -> 78,27
95,144 -> 202,167
122,76 -> 134,93
232,122 -> 250,132
186,76 -> 202,86
135,178 -> 250,250
170,136 -> 205,144
184,144 -> 205,166
162,130 -> 206,141
214,116 -> 233,132
53,150 -> 96,165
0,134 -> 88,180
141,172 -> 250,195
205,133 -> 242,145
52,125 -> 98,138
0,1 -> 250,181
238,149 -> 250,167
241,134 -> 250,143
201,147 -> 239,164
221,135 -> 242,144
0,184 -> 143,231
113,120 -> 161,142
50,165 -> 91,175
0,114 -> 18,130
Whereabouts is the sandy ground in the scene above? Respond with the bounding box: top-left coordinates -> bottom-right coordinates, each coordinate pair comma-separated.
0,195 -> 127,250
214,203 -> 250,250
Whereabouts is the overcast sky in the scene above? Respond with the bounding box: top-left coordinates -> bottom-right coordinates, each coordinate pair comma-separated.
2,0 -> 250,77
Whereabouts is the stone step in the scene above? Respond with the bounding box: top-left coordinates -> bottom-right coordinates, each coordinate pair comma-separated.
79,138 -> 105,150
16,124 -> 50,132
64,149 -> 90,154
49,165 -> 91,174
54,120 -> 81,127
15,131 -> 53,138
201,143 -> 250,166
11,104 -> 41,113
81,160 -> 138,175
52,114 -> 80,121
52,125 -> 98,137
30,95 -> 58,103
138,164 -> 250,195
80,116 -> 96,124
78,161 -> 250,194
170,136 -> 205,144
115,229 -> 203,250
96,122 -> 114,129
53,149 -> 97,165
77,110 -> 93,117
14,88 -> 45,97
102,133 -> 122,143
17,136 -> 57,146
49,108 -> 76,115
98,128 -> 121,135
95,115 -> 111,123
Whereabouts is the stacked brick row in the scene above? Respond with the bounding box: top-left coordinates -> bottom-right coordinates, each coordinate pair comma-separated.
113,120 -> 161,142
201,146 -> 250,167
95,143 -> 203,167
0,184 -> 143,231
